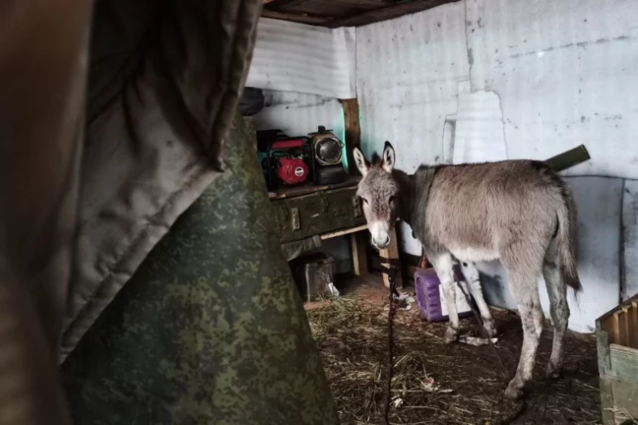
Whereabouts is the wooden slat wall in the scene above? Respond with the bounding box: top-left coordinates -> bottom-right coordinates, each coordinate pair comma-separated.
600,295 -> 638,350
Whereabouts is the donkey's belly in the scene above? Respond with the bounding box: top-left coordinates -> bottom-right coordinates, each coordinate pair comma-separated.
449,246 -> 499,262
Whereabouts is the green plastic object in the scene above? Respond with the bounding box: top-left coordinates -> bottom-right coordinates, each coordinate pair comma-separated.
544,144 -> 591,172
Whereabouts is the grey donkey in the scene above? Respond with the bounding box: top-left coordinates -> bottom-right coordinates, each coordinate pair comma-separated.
353,141 -> 582,400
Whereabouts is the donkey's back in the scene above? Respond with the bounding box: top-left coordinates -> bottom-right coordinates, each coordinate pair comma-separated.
422,160 -> 575,271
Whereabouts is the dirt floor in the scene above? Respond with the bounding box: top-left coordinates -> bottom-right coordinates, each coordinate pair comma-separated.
305,275 -> 601,425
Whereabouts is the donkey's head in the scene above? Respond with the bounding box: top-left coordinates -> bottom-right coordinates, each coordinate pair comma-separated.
353,141 -> 398,249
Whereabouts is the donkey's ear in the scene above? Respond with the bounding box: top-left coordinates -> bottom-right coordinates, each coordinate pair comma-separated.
353,147 -> 369,176
382,141 -> 396,173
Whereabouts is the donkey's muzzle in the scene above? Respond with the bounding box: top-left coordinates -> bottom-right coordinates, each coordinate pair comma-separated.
372,235 -> 391,249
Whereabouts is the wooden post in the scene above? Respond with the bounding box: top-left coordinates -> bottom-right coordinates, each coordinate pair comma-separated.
341,98 -> 403,286
341,98 -> 361,176
350,232 -> 369,276
379,227 -> 402,289
342,98 -> 368,278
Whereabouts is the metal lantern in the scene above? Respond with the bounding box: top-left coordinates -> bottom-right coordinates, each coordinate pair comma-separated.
310,126 -> 344,166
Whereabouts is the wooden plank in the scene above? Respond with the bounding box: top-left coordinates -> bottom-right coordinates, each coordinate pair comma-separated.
320,223 -> 368,240
599,376 -> 616,425
597,320 -> 613,376
268,175 -> 360,199
613,312 -> 621,346
322,218 -> 400,240
370,252 -> 418,283
350,232 -> 369,276
600,315 -> 614,343
596,292 -> 638,325
609,344 -> 638,383
264,0 -> 304,6
261,9 -> 331,25
341,99 -> 361,176
632,301 -> 638,349
619,308 -> 629,347
608,377 -> 638,423
327,0 -> 458,28
379,226 -> 403,289
622,307 -> 631,348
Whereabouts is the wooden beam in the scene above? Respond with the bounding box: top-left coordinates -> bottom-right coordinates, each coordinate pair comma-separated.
264,0 -> 305,6
320,223 -> 368,240
350,232 -> 369,276
379,227 -> 403,289
261,9 -> 331,25
341,98 -> 361,175
327,0 -> 458,28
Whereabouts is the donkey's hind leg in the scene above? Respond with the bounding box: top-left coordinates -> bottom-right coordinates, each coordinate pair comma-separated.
502,260 -> 545,400
459,261 -> 497,338
543,239 -> 570,379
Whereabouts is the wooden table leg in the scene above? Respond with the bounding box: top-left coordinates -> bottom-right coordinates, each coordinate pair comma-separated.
350,232 -> 369,276
379,227 -> 403,289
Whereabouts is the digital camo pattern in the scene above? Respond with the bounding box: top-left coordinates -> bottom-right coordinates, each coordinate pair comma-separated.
61,114 -> 339,425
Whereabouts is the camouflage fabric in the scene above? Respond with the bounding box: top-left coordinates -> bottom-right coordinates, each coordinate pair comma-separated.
61,115 -> 339,425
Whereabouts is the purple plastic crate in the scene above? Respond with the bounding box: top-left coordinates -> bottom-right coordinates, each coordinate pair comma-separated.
414,265 -> 473,322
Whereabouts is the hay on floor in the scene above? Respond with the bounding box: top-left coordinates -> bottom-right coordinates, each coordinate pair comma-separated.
307,290 -> 601,425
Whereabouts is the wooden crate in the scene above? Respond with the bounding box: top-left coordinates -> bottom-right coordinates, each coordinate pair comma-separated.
596,293 -> 638,425
272,186 -> 366,243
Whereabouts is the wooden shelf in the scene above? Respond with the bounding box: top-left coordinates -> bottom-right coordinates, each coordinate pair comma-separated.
268,175 -> 361,199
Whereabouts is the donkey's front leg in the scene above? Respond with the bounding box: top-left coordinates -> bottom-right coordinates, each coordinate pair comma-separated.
431,253 -> 459,344
459,261 -> 497,338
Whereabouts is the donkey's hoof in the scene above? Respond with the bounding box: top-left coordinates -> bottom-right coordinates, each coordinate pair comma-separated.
444,327 -> 458,344
504,382 -> 524,400
546,362 -> 562,380
483,320 -> 498,338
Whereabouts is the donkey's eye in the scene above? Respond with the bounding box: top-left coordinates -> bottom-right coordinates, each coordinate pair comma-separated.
389,196 -> 395,204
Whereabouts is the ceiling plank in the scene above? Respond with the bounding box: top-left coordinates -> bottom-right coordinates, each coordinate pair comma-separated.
261,9 -> 332,25
264,0 -> 306,7
326,0 -> 458,28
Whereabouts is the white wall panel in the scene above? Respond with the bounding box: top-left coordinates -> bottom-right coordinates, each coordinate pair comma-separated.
356,2 -> 470,174
247,18 -> 355,98
466,0 -> 638,179
253,90 -> 345,143
452,90 -> 508,163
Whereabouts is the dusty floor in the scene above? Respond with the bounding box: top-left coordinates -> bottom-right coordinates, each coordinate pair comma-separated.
306,276 -> 601,425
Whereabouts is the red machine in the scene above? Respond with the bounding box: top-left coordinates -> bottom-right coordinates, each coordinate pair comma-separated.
276,156 -> 309,185
257,130 -> 314,190
271,138 -> 310,185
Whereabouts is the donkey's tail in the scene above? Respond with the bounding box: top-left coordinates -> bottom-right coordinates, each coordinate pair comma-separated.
556,187 -> 582,293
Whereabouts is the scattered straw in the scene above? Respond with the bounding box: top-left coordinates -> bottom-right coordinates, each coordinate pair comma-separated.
307,289 -> 602,425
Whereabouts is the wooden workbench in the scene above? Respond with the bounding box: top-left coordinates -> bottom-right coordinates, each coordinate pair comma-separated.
269,179 -> 402,288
